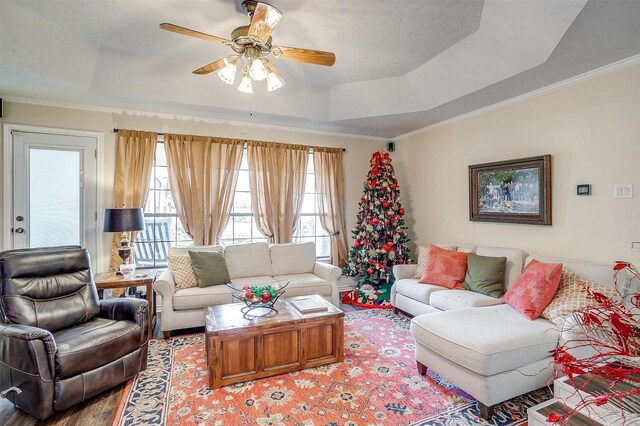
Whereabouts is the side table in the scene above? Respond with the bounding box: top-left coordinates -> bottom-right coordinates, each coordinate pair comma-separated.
94,271 -> 156,338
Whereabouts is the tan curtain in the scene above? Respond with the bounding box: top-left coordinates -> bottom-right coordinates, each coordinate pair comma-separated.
247,141 -> 309,243
109,129 -> 157,272
164,134 -> 244,246
313,147 -> 348,266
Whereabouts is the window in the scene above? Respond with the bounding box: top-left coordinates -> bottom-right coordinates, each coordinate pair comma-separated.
136,142 -> 330,268
292,154 -> 330,259
218,152 -> 267,246
135,142 -> 192,268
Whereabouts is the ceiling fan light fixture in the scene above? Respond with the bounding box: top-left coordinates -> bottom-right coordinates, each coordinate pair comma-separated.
217,56 -> 239,85
237,72 -> 254,94
248,57 -> 268,81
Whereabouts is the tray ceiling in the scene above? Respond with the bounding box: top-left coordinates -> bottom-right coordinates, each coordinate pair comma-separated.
1,0 -> 639,138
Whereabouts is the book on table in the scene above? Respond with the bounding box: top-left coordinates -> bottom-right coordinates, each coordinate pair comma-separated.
290,296 -> 328,313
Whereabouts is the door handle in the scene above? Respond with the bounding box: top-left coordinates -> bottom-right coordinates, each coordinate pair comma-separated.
14,227 -> 24,234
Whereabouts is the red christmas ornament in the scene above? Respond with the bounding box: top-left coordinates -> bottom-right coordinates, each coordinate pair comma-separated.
353,240 -> 361,248
371,218 -> 379,225
398,208 -> 405,215
382,201 -> 390,208
366,267 -> 374,275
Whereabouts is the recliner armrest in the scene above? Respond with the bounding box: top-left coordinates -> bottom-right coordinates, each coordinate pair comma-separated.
0,323 -> 57,374
313,261 -> 341,283
99,298 -> 148,336
0,323 -> 57,419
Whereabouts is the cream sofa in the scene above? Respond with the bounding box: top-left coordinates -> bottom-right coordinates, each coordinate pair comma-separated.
391,242 -> 627,420
154,241 -> 341,338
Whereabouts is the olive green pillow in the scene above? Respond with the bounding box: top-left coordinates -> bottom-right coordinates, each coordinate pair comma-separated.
188,251 -> 231,288
462,253 -> 507,298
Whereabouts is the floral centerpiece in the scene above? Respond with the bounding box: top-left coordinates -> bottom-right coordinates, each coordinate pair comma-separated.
548,261 -> 640,424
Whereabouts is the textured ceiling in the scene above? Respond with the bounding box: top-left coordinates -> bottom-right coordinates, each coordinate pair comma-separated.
1,0 -> 640,138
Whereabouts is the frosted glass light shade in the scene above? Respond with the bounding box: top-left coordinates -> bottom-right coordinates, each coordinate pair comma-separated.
267,72 -> 284,92
237,74 -> 253,93
249,58 -> 267,81
217,56 -> 238,85
265,60 -> 285,92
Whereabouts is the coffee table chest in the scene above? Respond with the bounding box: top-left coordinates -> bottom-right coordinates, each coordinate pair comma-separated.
204,294 -> 344,389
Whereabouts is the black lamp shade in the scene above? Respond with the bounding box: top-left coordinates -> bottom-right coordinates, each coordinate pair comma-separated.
103,208 -> 145,232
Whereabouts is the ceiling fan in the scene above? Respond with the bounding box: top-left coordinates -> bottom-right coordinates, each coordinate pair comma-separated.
160,0 -> 336,93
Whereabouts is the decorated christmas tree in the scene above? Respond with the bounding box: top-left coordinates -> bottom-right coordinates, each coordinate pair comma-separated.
342,151 -> 412,308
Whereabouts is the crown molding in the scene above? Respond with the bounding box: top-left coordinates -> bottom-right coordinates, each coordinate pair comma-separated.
1,97 -> 386,142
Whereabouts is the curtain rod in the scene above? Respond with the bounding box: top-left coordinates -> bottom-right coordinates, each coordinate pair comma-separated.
113,128 -> 346,152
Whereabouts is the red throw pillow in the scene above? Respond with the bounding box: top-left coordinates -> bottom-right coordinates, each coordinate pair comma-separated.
504,259 -> 563,320
419,244 -> 468,289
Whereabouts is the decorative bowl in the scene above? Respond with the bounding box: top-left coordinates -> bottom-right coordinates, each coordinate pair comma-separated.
227,280 -> 289,319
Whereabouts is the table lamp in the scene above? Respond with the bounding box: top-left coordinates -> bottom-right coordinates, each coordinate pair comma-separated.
103,208 -> 145,273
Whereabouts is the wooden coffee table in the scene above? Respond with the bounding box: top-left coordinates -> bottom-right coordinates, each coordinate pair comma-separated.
204,294 -> 344,389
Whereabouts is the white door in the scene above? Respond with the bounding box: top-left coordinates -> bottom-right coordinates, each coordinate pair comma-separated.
10,131 -> 98,257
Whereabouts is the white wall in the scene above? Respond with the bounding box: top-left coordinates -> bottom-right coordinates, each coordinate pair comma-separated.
0,102 -> 384,270
395,63 -> 640,265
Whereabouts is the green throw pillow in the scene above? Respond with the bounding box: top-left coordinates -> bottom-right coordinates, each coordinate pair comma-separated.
462,253 -> 507,298
188,251 -> 231,288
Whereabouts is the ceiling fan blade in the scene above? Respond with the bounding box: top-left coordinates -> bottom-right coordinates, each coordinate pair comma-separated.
160,23 -> 229,45
193,58 -> 227,75
275,46 -> 336,67
248,2 -> 283,42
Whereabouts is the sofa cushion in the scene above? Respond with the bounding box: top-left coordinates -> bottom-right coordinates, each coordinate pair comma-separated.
412,245 -> 457,279
188,251 -> 231,287
394,279 -> 447,304
54,316 -> 141,379
504,259 -> 563,320
230,275 -> 277,288
462,253 -> 506,298
273,273 -> 333,298
430,289 -> 504,311
541,268 -> 617,327
224,242 -> 272,279
173,285 -> 234,310
419,245 -> 468,289
270,242 -> 316,276
167,255 -> 199,290
410,304 -> 559,376
476,246 -> 526,291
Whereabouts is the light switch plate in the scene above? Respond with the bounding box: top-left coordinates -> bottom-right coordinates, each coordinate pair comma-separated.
613,184 -> 633,199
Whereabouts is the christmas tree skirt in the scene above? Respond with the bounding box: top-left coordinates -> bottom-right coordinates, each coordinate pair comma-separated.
342,281 -> 394,309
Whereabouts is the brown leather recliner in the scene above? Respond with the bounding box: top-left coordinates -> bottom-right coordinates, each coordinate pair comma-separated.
0,246 -> 148,420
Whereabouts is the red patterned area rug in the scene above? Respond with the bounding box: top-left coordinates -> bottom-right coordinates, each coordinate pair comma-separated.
114,310 -> 550,425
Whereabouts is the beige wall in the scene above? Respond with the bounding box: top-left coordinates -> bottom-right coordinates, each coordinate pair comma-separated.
395,63 -> 640,265
0,102 -> 383,270
3,62 -> 638,270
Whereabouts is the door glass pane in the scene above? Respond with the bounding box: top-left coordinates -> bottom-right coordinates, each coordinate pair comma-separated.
29,148 -> 81,247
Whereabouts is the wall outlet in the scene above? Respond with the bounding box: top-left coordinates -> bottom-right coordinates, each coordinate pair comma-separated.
614,184 -> 633,199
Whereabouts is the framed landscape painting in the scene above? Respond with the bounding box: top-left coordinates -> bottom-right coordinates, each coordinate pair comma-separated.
469,155 -> 552,225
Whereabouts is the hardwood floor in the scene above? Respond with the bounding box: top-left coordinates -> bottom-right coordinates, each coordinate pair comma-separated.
0,297 -> 362,425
